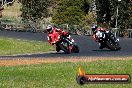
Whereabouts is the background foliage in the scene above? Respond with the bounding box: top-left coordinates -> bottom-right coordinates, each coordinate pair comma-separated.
1,0 -> 132,31
96,0 -> 132,29
20,0 -> 49,22
52,0 -> 86,25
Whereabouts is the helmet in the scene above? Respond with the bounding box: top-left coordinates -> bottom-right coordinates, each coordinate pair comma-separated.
91,25 -> 98,32
46,25 -> 53,33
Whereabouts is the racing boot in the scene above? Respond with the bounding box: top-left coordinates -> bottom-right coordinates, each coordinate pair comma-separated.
56,45 -> 61,52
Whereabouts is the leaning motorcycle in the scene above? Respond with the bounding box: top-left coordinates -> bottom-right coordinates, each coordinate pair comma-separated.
48,32 -> 79,54
94,30 -> 121,51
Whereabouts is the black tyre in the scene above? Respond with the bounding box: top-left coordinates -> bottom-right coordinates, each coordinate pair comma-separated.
115,43 -> 121,50
106,39 -> 121,51
72,45 -> 79,53
59,42 -> 71,54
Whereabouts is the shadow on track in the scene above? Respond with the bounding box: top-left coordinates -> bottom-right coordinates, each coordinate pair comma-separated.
92,49 -> 121,51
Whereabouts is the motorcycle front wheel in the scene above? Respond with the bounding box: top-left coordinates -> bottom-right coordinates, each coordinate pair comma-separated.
106,39 -> 121,51
72,44 -> 79,53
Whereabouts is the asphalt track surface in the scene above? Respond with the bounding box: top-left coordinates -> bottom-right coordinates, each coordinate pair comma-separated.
0,31 -> 132,58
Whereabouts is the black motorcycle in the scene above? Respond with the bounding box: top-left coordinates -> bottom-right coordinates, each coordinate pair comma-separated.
95,30 -> 121,51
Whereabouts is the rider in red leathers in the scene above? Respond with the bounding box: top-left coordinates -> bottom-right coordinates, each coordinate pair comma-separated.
46,25 -> 68,52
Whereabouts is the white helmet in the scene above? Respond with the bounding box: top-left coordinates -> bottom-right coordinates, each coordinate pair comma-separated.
46,25 -> 53,33
91,25 -> 98,32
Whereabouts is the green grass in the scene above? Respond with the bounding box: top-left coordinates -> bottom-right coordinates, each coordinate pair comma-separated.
0,60 -> 132,88
0,37 -> 54,55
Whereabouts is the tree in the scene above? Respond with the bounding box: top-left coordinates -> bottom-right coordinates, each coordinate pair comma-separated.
112,0 -> 132,29
96,0 -> 111,24
52,0 -> 86,25
81,12 -> 96,27
84,0 -> 90,15
96,0 -> 132,29
20,0 -> 49,22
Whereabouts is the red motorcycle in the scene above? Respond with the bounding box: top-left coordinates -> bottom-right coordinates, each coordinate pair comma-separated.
48,31 -> 79,54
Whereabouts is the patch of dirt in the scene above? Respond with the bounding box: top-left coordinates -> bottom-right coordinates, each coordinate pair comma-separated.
0,56 -> 132,66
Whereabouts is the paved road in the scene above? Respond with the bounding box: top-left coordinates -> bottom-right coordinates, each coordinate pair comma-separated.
0,31 -> 132,58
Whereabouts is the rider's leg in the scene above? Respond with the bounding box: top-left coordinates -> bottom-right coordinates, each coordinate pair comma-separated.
56,43 -> 61,52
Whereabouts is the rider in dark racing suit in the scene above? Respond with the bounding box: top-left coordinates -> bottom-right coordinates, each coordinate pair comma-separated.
91,25 -> 107,49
